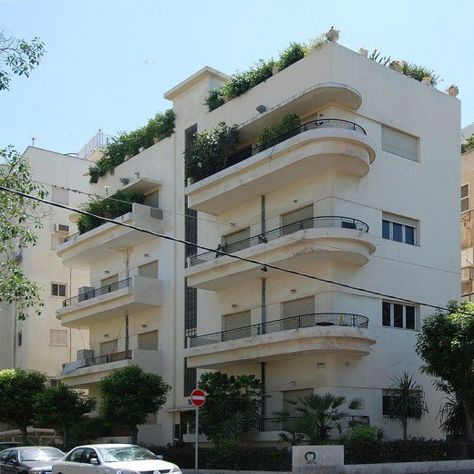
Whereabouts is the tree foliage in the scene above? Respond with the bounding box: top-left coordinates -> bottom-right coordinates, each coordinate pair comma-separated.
0,146 -> 46,319
416,301 -> 474,440
198,372 -> 263,446
462,134 -> 474,154
278,392 -> 361,444
35,382 -> 96,448
0,369 -> 47,442
386,372 -> 428,440
99,365 -> 170,443
0,30 -> 45,91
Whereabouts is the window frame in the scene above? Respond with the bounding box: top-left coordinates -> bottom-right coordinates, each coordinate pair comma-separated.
51,282 -> 67,298
461,184 -> 469,212
382,301 -> 418,330
382,213 -> 419,246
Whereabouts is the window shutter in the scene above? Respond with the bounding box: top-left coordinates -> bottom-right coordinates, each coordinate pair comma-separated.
138,330 -> 158,350
222,311 -> 251,340
382,125 -> 418,161
222,228 -> 251,251
139,260 -> 158,279
281,205 -> 314,235
282,296 -> 315,329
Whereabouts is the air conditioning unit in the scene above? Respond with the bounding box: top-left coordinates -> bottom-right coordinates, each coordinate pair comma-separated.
53,223 -> 70,233
78,286 -> 95,302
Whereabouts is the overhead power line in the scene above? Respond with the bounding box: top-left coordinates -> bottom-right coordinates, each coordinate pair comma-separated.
0,185 -> 456,313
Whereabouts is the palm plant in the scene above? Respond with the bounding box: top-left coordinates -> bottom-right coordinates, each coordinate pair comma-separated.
438,392 -> 466,439
387,372 -> 428,440
280,393 -> 361,444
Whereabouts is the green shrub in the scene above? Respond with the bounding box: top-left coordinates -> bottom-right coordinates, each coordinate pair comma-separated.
257,113 -> 301,150
77,191 -> 145,234
462,134 -> 474,154
402,62 -> 439,86
277,42 -> 306,71
347,425 -> 383,442
88,110 -> 175,183
205,89 -> 225,111
185,122 -> 238,182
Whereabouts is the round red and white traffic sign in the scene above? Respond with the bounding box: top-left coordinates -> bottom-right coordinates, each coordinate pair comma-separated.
190,388 -> 206,408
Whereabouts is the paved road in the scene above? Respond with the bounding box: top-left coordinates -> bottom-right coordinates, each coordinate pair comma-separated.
424,471 -> 474,474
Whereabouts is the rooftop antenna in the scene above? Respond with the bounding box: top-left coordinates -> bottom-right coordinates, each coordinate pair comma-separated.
31,135 -> 37,147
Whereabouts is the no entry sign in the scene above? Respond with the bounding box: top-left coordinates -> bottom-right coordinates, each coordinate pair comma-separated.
190,388 -> 206,408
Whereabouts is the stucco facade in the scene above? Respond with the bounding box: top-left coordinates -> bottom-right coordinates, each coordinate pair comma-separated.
0,147 -> 90,378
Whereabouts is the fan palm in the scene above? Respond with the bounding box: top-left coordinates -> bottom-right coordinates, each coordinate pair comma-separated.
387,372 -> 428,440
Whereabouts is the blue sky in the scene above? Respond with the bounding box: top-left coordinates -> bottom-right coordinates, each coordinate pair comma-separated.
1,0 -> 474,153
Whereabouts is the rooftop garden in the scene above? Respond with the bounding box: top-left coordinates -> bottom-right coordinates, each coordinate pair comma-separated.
185,113 -> 300,183
88,109 -> 175,184
77,191 -> 145,234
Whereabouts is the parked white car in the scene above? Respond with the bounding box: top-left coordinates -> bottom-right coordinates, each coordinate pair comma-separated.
52,444 -> 181,474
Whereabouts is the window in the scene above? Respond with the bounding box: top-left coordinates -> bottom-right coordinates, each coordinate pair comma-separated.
66,448 -> 85,463
381,125 -> 418,161
222,228 -> 250,252
184,360 -> 196,397
281,205 -> 314,235
462,184 -> 469,212
282,389 -> 312,431
51,283 -> 67,297
462,247 -> 474,267
17,331 -> 22,347
222,311 -> 251,340
382,301 -> 418,330
138,330 -> 158,350
51,185 -> 68,205
50,329 -> 68,346
139,260 -> 158,279
185,196 -> 197,258
382,213 -> 418,245
100,275 -> 119,295
383,388 -> 423,416
184,280 -> 197,337
99,339 -> 117,355
282,296 -> 315,329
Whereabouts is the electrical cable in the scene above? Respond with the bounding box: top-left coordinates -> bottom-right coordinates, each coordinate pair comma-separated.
0,185 -> 458,313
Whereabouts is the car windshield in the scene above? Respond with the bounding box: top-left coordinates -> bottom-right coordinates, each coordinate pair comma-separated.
19,447 -> 64,462
98,446 -> 157,463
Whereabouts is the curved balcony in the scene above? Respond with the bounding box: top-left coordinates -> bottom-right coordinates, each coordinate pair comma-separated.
186,118 -> 376,215
185,216 -> 376,291
185,313 -> 375,369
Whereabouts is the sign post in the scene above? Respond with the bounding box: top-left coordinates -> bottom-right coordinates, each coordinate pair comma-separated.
190,388 -> 206,474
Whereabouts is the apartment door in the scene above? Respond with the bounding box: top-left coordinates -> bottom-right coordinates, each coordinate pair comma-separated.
282,296 -> 315,330
281,205 -> 314,236
222,311 -> 251,341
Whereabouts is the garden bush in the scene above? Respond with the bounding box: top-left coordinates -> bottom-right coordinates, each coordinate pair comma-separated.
77,191 -> 145,234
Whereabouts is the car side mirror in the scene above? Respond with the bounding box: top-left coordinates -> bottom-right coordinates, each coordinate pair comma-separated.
155,455 -> 164,460
90,457 -> 100,465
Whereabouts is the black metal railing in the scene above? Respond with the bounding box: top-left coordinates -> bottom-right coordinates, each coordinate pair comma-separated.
224,118 -> 367,170
84,350 -> 132,367
257,415 -> 370,433
62,277 -> 132,308
189,216 -> 369,266
187,313 -> 369,348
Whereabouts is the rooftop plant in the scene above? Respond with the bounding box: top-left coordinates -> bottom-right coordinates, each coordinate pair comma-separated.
77,191 -> 145,234
88,109 -> 175,184
369,49 -> 440,86
462,134 -> 474,154
257,113 -> 301,150
205,36 -> 327,111
185,122 -> 239,183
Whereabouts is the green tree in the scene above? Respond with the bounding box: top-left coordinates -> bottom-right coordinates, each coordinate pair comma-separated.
416,301 -> 474,440
35,382 -> 96,448
0,30 -> 45,91
0,146 -> 46,319
462,134 -> 474,154
99,365 -> 170,443
386,372 -> 428,440
279,392 -> 361,444
0,369 -> 47,443
438,392 -> 466,439
198,372 -> 263,446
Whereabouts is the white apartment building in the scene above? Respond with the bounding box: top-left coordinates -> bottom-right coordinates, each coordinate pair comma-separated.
55,134 -> 182,445
173,41 -> 460,441
0,147 -> 90,379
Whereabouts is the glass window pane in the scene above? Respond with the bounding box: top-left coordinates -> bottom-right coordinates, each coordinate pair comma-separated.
462,198 -> 469,212
405,226 -> 415,245
393,223 -> 403,242
382,302 -> 391,326
394,304 -> 403,327
405,306 -> 415,329
382,220 -> 390,239
461,184 -> 469,198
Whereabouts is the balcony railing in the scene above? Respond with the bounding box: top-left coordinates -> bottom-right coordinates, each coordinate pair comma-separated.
187,313 -> 369,348
257,415 -> 370,433
62,277 -> 132,308
223,118 -> 367,171
62,350 -> 132,374
189,216 -> 369,266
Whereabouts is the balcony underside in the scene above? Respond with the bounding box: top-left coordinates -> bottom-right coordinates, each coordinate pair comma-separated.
185,228 -> 376,291
185,326 -> 375,369
57,277 -> 162,329
186,128 -> 376,215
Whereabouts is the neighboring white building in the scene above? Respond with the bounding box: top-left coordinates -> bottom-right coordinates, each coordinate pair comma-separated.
0,146 -> 90,379
174,41 -> 460,441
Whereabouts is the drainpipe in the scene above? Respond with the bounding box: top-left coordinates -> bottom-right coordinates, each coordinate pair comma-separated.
125,309 -> 129,352
260,194 -> 267,424
125,249 -> 130,352
261,195 -> 266,235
